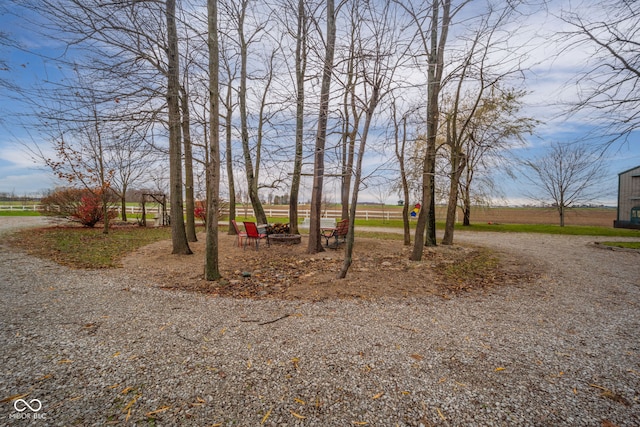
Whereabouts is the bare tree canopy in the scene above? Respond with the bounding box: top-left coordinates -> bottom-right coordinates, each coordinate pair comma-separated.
559,0 -> 640,144
520,142 -> 608,226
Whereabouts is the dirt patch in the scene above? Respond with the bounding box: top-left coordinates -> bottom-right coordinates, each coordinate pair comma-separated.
122,232 -> 540,301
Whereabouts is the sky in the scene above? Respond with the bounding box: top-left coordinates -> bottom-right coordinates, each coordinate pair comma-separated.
0,1 -> 638,205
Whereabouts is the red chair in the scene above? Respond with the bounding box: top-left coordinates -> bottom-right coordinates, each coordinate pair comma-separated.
243,221 -> 269,250
231,220 -> 247,247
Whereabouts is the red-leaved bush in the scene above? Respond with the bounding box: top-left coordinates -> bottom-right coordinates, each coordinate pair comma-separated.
74,192 -> 105,227
41,187 -> 116,227
194,201 -> 207,226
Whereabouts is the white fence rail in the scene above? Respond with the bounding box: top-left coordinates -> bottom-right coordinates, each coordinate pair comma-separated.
0,205 -> 44,211
0,205 -> 403,221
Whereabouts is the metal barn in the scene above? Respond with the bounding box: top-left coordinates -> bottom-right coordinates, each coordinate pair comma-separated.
615,165 -> 640,229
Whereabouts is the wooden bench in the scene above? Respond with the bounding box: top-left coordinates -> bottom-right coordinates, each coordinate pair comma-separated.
321,218 -> 349,248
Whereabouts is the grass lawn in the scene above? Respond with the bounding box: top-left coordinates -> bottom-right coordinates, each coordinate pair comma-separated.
0,211 -> 41,216
8,226 -> 171,268
598,241 -> 640,250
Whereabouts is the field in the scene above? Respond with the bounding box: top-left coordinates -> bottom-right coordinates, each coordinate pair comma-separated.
283,204 -> 618,228
0,201 -> 618,227
450,206 -> 616,227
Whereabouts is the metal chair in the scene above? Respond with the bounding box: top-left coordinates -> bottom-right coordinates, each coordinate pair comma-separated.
231,220 -> 247,247
243,221 -> 269,250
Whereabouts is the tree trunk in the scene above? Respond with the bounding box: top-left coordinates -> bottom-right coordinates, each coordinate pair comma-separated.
308,0 -> 336,254
339,85 -> 379,279
205,0 -> 221,280
288,0 -> 307,236
340,43 -> 357,222
393,104 -> 411,245
102,193 -> 109,235
166,0 -> 192,255
442,150 -> 465,245
120,186 -> 127,222
462,187 -> 471,226
238,0 -> 267,226
224,76 -> 237,235
181,89 -> 197,242
410,0 -> 451,260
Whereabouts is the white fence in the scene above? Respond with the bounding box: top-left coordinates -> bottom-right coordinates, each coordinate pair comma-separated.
0,205 -> 44,211
0,205 -> 404,221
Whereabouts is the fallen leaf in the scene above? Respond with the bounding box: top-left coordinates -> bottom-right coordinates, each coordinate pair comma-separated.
294,398 -> 306,405
146,406 -> 170,416
437,407 -> 446,421
123,394 -> 140,412
191,396 -> 206,407
121,386 -> 134,394
590,383 -> 609,392
494,367 -> 506,372
58,359 -> 73,364
261,406 -> 272,424
0,393 -> 29,404
112,352 -> 121,358
372,392 -> 384,399
290,410 -> 306,419
410,353 -> 424,361
352,422 -> 368,426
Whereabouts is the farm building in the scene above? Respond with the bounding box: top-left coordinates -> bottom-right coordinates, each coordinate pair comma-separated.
615,165 -> 640,229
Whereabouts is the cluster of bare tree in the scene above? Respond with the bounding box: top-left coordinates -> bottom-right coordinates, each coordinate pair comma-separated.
4,0 -> 637,279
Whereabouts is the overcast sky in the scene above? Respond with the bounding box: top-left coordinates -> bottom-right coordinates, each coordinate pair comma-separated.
0,0 -> 638,205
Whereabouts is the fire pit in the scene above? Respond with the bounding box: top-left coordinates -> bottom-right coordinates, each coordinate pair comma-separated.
268,233 -> 301,245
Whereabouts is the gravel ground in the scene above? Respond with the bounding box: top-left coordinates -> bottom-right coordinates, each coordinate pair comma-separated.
1,216 -> 639,426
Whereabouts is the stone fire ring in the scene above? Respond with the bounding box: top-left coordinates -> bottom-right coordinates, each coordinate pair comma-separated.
269,233 -> 302,245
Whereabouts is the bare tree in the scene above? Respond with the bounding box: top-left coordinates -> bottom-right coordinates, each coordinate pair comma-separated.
559,1 -> 640,144
288,0 -> 311,235
166,0 -> 192,254
338,0 -> 405,278
36,73 -> 120,234
458,88 -> 535,226
521,142 -> 607,226
22,0 -> 194,253
439,3 -> 528,246
398,0 -> 467,260
222,0 -> 270,226
204,0 -> 222,281
219,36 -> 239,235
308,0 -> 337,254
110,124 -> 158,222
390,98 -> 415,245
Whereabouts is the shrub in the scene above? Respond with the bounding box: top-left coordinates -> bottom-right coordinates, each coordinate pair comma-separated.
194,200 -> 207,226
41,187 -> 116,227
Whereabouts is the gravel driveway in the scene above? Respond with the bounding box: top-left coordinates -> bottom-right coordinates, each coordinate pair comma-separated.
1,217 -> 638,426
